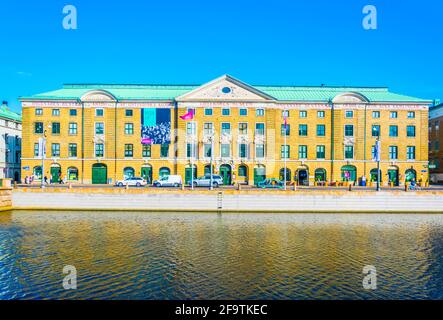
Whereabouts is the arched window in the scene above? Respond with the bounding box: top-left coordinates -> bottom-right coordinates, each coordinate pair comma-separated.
370,168 -> 382,182
159,167 -> 170,177
405,169 -> 417,182
67,167 -> 79,181
33,166 -> 42,180
279,168 -> 291,181
315,168 -> 327,182
124,167 -> 135,180
341,165 -> 357,182
238,165 -> 248,177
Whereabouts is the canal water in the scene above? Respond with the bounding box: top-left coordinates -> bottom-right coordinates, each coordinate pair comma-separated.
0,211 -> 442,300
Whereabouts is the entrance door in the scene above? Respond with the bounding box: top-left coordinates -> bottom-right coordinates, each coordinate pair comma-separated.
185,166 -> 197,185
50,167 -> 61,183
388,169 -> 399,186
254,166 -> 266,186
92,164 -> 107,184
141,167 -> 152,184
219,165 -> 232,185
297,170 -> 308,186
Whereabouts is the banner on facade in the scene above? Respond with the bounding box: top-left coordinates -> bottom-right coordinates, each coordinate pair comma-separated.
141,108 -> 171,145
38,137 -> 46,159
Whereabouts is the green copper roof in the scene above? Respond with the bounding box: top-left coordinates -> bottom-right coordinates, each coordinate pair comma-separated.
0,104 -> 21,122
20,79 -> 431,103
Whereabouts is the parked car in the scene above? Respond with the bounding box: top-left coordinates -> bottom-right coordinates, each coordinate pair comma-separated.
153,175 -> 183,187
257,178 -> 284,189
192,175 -> 223,187
115,177 -> 147,187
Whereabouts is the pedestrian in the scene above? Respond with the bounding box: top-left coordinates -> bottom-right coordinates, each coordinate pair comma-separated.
24,176 -> 29,184
44,176 -> 48,184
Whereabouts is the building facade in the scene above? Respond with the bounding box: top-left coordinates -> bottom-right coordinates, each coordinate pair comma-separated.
20,75 -> 431,186
0,101 -> 22,181
429,103 -> 443,183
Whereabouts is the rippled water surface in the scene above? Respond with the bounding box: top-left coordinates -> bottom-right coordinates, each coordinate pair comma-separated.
1,211 -> 443,300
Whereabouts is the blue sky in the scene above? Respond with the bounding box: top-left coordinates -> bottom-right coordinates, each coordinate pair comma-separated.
0,0 -> 442,113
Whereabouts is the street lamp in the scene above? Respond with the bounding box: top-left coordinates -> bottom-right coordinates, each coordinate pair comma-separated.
373,126 -> 381,192
209,134 -> 214,190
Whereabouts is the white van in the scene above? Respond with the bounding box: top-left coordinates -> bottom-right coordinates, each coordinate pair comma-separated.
153,175 -> 182,187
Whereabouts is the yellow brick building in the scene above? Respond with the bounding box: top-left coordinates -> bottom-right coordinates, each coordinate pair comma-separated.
20,75 -> 431,186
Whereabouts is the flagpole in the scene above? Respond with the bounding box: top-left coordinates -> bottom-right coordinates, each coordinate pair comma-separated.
191,119 -> 194,190
284,110 -> 287,190
376,137 -> 381,192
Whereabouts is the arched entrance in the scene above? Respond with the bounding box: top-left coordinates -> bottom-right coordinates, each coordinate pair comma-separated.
341,165 -> 357,182
314,168 -> 327,183
405,169 -> 417,183
219,164 -> 232,185
50,164 -> 62,183
185,165 -> 198,185
254,165 -> 266,186
388,166 -> 399,186
159,167 -> 170,178
141,165 -> 153,184
296,166 -> 309,186
370,168 -> 382,183
92,163 -> 107,184
33,166 -> 42,180
279,168 -> 291,182
14,171 -> 19,182
238,165 -> 248,184
123,167 -> 135,180
67,167 -> 79,181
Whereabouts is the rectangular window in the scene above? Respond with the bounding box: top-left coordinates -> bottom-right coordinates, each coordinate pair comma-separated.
95,122 -> 104,134
389,125 -> 398,137
316,145 -> 325,159
298,145 -> 307,159
95,109 -> 104,117
317,111 -> 325,118
299,124 -> 308,136
142,144 -> 151,158
317,124 -> 326,136
95,143 -> 104,157
407,125 -> 416,137
256,144 -> 265,158
390,111 -> 398,119
186,143 -> 198,158
69,109 -> 77,116
186,122 -> 196,135
372,111 -> 380,118
345,110 -> 353,118
344,146 -> 354,159
299,110 -> 307,118
344,125 -> 354,137
256,109 -> 265,116
204,123 -> 213,135
69,122 -> 78,135
407,111 -> 415,119
204,144 -> 212,158
389,146 -> 398,160
222,108 -> 230,116
407,146 -> 416,160
52,109 -> 60,116
239,123 -> 248,135
125,109 -> 133,117
124,123 -> 134,135
204,108 -> 213,116
221,144 -> 230,157
124,144 -> 133,157
52,122 -> 60,134
35,108 -> 43,116
68,143 -> 77,158
282,110 -> 289,118
281,145 -> 290,159
35,122 -> 43,134
239,108 -> 248,116
372,125 -> 380,137
255,123 -> 265,135
281,124 -> 290,136
371,145 -> 376,159
51,143 -> 60,157
239,143 -> 248,158
34,143 -> 39,157
160,144 -> 169,158
221,123 -> 231,135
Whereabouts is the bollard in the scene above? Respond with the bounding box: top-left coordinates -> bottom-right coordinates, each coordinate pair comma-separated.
13,181 -> 17,189
237,183 -> 241,191
181,183 -> 185,191
125,183 -> 129,190
293,184 -> 297,191
349,184 -> 352,192
68,183 -> 73,189
405,183 -> 408,192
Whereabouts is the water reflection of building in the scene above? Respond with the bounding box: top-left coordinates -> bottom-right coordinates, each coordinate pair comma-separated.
20,75 -> 430,186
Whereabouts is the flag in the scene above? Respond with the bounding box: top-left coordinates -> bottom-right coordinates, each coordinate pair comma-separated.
141,138 -> 153,145
373,139 -> 381,162
284,114 -> 288,128
180,109 -> 195,121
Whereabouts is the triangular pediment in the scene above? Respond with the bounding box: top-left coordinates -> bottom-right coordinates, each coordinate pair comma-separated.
176,75 -> 275,102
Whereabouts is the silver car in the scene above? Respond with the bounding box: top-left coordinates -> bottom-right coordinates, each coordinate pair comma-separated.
192,175 -> 223,187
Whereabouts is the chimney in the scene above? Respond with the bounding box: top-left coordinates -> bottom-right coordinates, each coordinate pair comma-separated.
1,101 -> 7,107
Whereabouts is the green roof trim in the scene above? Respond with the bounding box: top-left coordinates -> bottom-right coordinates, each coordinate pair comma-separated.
0,104 -> 21,122
20,79 -> 432,103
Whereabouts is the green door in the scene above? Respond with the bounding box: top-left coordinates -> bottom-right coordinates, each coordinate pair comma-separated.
92,164 -> 107,184
254,167 -> 266,186
388,169 -> 399,186
50,167 -> 61,183
220,165 -> 232,185
185,167 -> 197,185
141,167 -> 152,184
